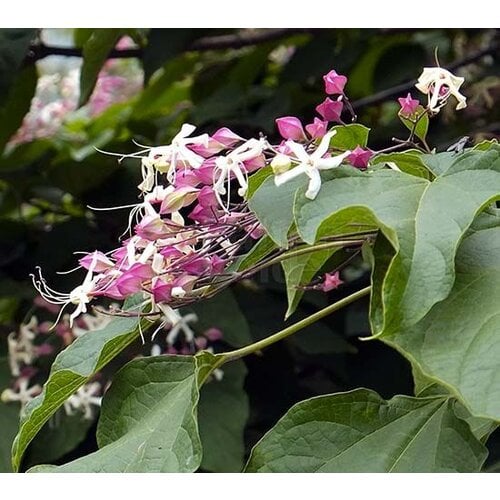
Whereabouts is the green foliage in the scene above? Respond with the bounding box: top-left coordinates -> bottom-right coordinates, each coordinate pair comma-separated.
2,28 -> 500,474
245,389 -> 487,472
33,356 -> 207,472
0,66 -> 38,151
281,247 -> 340,318
0,358 -> 20,472
0,29 -> 36,105
79,29 -> 126,106
11,297 -> 146,471
399,105 -> 429,143
385,226 -> 500,420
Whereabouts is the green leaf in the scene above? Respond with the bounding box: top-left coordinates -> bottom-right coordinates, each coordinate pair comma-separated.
372,149 -> 432,179
0,65 -> 38,151
132,56 -> 195,120
249,174 -> 305,248
11,297 -> 145,471
0,29 -> 36,105
247,165 -> 272,199
198,360 -> 249,472
281,247 -> 340,318
79,29 -> 125,107
142,29 -> 207,81
293,147 -> 500,336
329,124 -> 370,150
399,105 -> 429,143
245,389 -> 487,473
189,290 -> 252,348
384,226 -> 500,421
0,358 -> 20,472
33,355 -> 216,472
236,235 -> 277,272
421,151 -> 457,176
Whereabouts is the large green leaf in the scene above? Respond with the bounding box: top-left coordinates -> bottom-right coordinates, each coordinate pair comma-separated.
79,29 -> 125,107
198,360 -> 248,472
385,226 -> 500,421
11,297 -> 145,471
32,355 -> 210,472
248,175 -> 306,248
245,389 -> 487,472
293,147 -> 500,336
0,358 -> 20,472
0,29 -> 36,105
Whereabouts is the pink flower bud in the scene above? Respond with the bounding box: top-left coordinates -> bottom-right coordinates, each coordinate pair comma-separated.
78,251 -> 114,273
151,277 -> 173,303
398,93 -> 420,115
209,255 -> 226,274
204,327 -> 223,342
243,153 -> 266,173
275,116 -> 306,141
194,159 -> 216,185
36,344 -> 54,356
174,169 -> 200,188
321,271 -> 343,292
316,97 -> 343,123
211,127 -> 243,148
159,246 -> 183,259
323,69 -> 347,95
197,186 -> 219,208
135,214 -> 167,240
116,263 -> 153,295
195,336 -> 208,350
159,186 -> 198,214
182,257 -> 211,276
347,146 -> 373,170
305,118 -> 328,139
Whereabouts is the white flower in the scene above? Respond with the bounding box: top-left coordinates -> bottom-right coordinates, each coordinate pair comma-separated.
274,131 -> 351,200
213,138 -> 267,209
64,382 -> 102,419
1,378 -> 42,407
153,304 -> 198,345
142,123 -> 209,185
7,316 -> 38,376
415,67 -> 467,114
31,254 -> 104,327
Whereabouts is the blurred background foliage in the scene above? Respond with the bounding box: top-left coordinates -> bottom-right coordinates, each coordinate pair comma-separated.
0,28 -> 500,472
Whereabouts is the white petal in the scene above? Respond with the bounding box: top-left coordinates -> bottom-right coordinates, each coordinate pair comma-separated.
316,150 -> 351,170
285,140 -> 310,163
305,169 -> 322,200
176,123 -> 197,139
313,130 -> 337,159
274,164 -> 307,186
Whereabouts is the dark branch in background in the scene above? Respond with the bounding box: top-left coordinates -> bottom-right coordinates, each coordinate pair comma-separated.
24,28 -> 314,64
351,41 -> 500,110
24,29 -> 499,110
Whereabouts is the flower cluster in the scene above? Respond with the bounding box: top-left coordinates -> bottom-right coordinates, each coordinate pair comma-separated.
272,69 -> 372,199
2,295 -> 226,416
29,64 -> 468,342
1,298 -> 111,416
